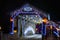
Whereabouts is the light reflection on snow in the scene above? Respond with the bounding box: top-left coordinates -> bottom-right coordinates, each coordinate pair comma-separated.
24,34 -> 42,38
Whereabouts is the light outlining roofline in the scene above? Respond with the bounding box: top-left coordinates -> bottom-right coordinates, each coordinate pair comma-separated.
10,3 -> 47,18
53,31 -> 59,37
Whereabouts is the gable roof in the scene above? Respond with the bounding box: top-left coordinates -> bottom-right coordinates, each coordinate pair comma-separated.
10,3 -> 47,18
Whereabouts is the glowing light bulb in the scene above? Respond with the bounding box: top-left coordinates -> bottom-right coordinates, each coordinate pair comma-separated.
0,26 -> 1,30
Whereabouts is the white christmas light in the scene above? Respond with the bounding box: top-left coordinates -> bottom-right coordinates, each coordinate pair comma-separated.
24,26 -> 35,36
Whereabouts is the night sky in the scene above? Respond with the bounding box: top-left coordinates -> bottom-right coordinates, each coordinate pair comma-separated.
0,0 -> 60,26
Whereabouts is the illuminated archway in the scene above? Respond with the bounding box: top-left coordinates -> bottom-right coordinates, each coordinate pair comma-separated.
10,3 -> 47,35
24,26 -> 35,36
